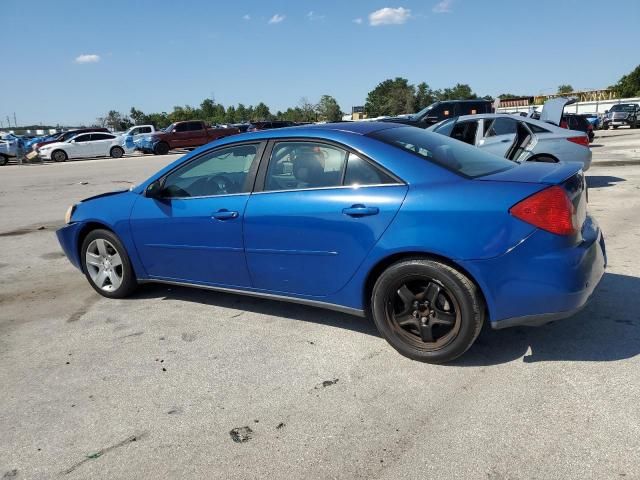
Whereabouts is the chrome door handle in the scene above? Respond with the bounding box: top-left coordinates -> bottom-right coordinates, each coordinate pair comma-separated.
342,204 -> 379,217
212,209 -> 239,220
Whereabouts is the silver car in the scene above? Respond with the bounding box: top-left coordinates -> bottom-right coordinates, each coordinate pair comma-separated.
429,108 -> 592,171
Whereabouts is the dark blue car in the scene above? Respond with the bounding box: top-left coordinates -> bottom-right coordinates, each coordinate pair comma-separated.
56,122 -> 606,363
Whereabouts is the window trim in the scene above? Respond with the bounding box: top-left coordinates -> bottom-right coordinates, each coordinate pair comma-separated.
151,140 -> 267,200
253,137 -> 405,194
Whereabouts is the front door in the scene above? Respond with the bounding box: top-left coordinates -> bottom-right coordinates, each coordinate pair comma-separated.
130,142 -> 263,287
244,140 -> 407,297
477,117 -> 518,157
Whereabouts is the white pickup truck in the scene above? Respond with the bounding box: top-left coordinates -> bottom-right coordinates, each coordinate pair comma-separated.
122,125 -> 157,141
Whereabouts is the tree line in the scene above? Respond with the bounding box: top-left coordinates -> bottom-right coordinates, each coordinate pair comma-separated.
95,64 -> 640,131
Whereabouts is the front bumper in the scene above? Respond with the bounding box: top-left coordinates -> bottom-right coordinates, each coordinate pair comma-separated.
56,222 -> 84,271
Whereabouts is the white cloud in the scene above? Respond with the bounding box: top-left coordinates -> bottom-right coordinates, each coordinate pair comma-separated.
368,7 -> 411,26
307,11 -> 325,21
268,14 -> 285,24
433,0 -> 453,13
353,17 -> 363,24
242,14 -> 250,20
74,54 -> 100,64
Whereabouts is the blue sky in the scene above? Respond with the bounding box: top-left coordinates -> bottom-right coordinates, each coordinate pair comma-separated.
3,0 -> 639,126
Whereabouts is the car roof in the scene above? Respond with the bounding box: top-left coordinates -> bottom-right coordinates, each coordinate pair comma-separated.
228,121 -> 402,141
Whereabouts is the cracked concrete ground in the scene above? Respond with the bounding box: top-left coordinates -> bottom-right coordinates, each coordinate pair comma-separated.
0,131 -> 639,479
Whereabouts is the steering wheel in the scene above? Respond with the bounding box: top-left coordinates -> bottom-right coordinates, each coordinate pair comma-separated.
207,175 -> 236,195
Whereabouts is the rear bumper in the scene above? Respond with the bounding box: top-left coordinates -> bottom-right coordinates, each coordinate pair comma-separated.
463,219 -> 606,330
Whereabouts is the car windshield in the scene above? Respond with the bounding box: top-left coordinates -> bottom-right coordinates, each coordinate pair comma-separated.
410,104 -> 435,120
369,126 -> 515,178
610,104 -> 636,112
431,118 -> 457,136
164,124 -> 175,132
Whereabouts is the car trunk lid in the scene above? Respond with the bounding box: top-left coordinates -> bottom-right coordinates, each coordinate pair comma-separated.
539,97 -> 577,126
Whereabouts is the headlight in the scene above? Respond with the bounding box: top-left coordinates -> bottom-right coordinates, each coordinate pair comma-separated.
65,205 -> 76,224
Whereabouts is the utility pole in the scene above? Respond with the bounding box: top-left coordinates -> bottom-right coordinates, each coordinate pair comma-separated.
6,116 -> 10,128
13,112 -> 17,128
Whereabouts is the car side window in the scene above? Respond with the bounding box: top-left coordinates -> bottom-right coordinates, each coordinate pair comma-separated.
344,154 -> 396,186
140,126 -> 152,134
174,123 -> 189,133
161,144 -> 259,198
74,134 -> 90,142
188,122 -> 204,131
264,142 -> 348,191
485,118 -> 517,137
450,121 -> 478,146
90,133 -> 114,141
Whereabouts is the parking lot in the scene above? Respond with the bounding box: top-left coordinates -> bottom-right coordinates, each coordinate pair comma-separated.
1,128 -> 639,479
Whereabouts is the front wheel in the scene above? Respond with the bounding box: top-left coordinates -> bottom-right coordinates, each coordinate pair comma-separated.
81,229 -> 138,298
0,155 -> 7,166
371,259 -> 484,363
110,146 -> 125,158
52,149 -> 68,162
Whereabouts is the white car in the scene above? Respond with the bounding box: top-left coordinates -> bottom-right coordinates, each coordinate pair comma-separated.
429,112 -> 592,171
38,132 -> 127,162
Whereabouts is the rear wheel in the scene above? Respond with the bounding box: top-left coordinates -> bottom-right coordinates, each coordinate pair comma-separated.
154,142 -> 170,155
371,259 -> 484,363
81,229 -> 138,298
110,146 -> 125,158
52,149 -> 68,162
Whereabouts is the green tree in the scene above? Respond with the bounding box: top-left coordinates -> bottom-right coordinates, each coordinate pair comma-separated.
225,106 -> 237,124
236,104 -> 248,122
102,110 -> 132,131
253,102 -> 272,121
129,107 -> 147,125
557,84 -> 574,95
298,97 -> 318,122
414,82 -> 436,110
611,64 -> 640,97
316,95 -> 342,122
437,83 -> 477,101
365,77 -> 416,117
498,93 -> 520,100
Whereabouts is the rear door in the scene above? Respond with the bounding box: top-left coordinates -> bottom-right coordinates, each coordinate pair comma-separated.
90,133 -> 116,156
243,140 -> 407,296
172,122 -> 191,148
478,117 -> 518,158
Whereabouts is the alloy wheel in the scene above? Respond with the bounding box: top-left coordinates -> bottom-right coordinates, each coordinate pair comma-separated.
385,278 -> 461,349
85,238 -> 124,292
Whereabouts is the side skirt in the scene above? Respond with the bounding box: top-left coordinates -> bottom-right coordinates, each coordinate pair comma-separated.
139,278 -> 366,318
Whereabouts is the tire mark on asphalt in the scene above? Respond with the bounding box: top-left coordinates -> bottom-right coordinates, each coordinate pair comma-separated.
67,295 -> 101,323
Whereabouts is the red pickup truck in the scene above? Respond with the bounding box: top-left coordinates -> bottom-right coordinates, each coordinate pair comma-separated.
143,121 -> 240,155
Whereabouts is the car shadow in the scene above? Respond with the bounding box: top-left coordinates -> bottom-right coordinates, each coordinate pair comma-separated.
132,283 -> 380,337
455,273 -> 640,366
132,273 -> 639,365
586,175 -> 626,188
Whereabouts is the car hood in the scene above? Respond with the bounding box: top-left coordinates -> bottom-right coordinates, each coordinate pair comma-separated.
80,189 -> 130,203
539,97 -> 576,126
477,161 -> 582,185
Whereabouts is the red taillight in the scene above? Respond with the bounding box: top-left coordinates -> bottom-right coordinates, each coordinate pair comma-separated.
567,135 -> 589,147
510,186 -> 576,235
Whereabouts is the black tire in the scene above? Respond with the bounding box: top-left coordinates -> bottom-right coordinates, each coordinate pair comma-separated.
80,229 -> 138,299
110,146 -> 125,158
0,155 -> 7,166
371,259 -> 484,364
154,142 -> 170,155
612,125 -> 619,130
52,149 -> 68,162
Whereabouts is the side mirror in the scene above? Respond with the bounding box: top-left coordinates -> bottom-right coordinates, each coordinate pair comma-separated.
145,179 -> 164,199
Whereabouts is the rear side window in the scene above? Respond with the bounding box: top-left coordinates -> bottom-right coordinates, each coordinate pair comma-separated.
344,154 -> 396,186
369,126 -> 514,178
188,122 -> 204,131
485,117 -> 517,137
139,126 -> 152,134
527,122 -> 551,134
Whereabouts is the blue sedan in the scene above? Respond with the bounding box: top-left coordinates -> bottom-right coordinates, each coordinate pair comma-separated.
56,122 -> 606,363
